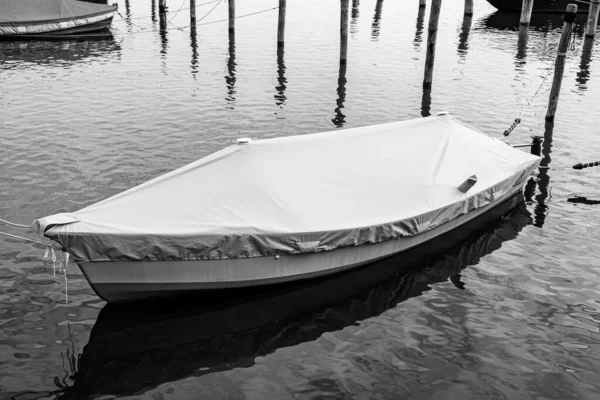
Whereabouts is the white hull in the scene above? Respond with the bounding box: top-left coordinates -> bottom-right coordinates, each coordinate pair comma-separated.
79,186 -> 524,303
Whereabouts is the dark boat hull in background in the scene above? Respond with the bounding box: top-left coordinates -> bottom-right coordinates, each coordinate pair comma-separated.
0,0 -> 118,39
486,0 -> 589,12
0,20 -> 114,41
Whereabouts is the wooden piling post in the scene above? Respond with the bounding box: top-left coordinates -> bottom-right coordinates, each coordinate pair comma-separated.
531,136 -> 542,156
340,0 -> 349,64
278,0 -> 286,46
419,0 -> 426,8
190,0 -> 196,23
546,4 -> 577,121
159,0 -> 166,13
520,0 -> 534,25
464,0 -> 473,16
585,0 -> 600,37
228,0 -> 235,34
421,85 -> 432,117
423,0 -> 442,88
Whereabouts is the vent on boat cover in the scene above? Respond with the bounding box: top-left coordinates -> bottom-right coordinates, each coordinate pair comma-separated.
458,175 -> 478,193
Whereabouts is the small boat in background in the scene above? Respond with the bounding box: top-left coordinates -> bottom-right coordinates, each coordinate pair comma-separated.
34,113 -> 540,303
486,0 -> 589,12
0,0 -> 117,39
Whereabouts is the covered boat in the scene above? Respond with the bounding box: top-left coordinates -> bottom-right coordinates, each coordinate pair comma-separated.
34,113 -> 540,303
486,0 -> 588,13
0,0 -> 117,37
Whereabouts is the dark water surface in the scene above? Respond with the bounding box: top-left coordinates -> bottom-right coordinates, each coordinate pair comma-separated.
1,0 -> 600,398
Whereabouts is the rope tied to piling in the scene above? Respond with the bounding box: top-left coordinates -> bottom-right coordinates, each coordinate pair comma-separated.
573,160 -> 600,169
503,118 -> 521,136
503,56 -> 554,137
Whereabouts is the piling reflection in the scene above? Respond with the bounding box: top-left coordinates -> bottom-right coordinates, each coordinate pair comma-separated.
124,0 -> 131,20
482,12 -> 565,32
159,10 -> 168,58
274,46 -> 287,108
225,33 -> 237,107
524,176 -> 537,204
351,0 -> 360,36
151,0 -> 157,23
516,25 -> 529,70
371,0 -> 384,41
332,62 -> 347,127
52,196 -> 531,399
534,121 -> 554,227
457,15 -> 473,62
190,25 -> 199,79
413,6 -> 426,50
576,37 -> 594,92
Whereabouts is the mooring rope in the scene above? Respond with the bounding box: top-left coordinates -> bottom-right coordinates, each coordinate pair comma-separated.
116,10 -> 150,31
113,0 -> 220,23
194,0 -> 223,24
117,4 -> 277,35
0,217 -> 31,228
198,6 -> 278,26
168,0 -> 189,23
503,65 -> 554,137
0,231 -> 54,247
573,161 -> 600,169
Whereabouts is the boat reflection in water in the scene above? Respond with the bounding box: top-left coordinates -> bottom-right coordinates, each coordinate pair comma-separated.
0,32 -> 120,67
486,0 -> 589,13
481,11 -> 582,32
55,194 -> 532,399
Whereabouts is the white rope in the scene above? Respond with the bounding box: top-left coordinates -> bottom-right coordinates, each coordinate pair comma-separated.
0,231 -> 54,247
119,4 -> 277,35
168,0 -> 188,23
0,217 -> 31,228
113,0 -> 220,23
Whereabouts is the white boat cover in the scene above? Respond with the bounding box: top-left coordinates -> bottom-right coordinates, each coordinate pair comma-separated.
34,114 -> 540,262
0,0 -> 116,35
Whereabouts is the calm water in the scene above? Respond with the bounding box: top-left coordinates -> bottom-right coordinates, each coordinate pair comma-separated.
1,0 -> 600,398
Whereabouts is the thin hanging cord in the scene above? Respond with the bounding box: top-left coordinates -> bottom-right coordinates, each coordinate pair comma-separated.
112,0 -> 220,23
0,217 -> 31,228
520,66 -> 553,118
168,0 -> 188,23
503,66 -> 553,137
115,5 -> 277,35
117,10 -> 151,31
195,0 -> 223,23
197,6 -> 277,26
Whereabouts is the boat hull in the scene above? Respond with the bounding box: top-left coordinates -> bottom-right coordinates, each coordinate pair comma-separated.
79,186 -> 526,303
486,0 -> 589,12
0,8 -> 117,37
